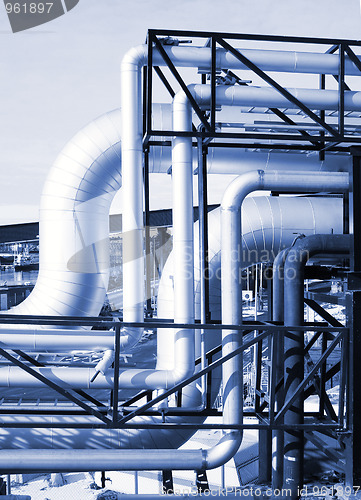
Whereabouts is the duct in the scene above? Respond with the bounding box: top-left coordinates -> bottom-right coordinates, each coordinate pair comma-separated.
9,110 -> 122,318
282,234 -> 350,496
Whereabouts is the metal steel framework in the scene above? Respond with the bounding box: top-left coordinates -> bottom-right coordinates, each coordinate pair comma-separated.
140,30 -> 361,487
1,30 -> 361,490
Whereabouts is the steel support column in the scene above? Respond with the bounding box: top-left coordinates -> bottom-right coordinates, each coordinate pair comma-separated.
345,148 -> 361,486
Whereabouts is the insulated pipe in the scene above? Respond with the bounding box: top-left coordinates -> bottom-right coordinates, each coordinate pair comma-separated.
220,171 -> 349,291
9,110 -> 122,318
0,330 -> 115,351
187,84 -> 361,113
120,46 -> 147,348
282,234 -> 350,497
170,89 -> 195,381
130,44 -> 361,76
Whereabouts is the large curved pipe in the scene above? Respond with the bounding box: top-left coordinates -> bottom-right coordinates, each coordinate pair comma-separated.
11,110 -> 122,318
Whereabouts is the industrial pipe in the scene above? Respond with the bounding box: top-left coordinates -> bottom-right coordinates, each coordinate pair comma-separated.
282,234 -> 350,497
120,46 -> 147,348
0,330 -> 115,351
270,248 -> 289,490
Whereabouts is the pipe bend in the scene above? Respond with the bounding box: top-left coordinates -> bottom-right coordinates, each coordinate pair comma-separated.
173,84 -> 198,109
169,364 -> 196,387
221,170 -> 264,211
120,44 -> 147,70
204,431 -> 242,469
284,233 -> 350,274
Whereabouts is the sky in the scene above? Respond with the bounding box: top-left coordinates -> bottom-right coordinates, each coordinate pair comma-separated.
1,0 -> 361,224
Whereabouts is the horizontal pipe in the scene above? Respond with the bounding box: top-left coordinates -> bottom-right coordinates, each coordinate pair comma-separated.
0,333 -> 115,351
191,83 -> 361,113
149,45 -> 361,76
0,449 -> 206,473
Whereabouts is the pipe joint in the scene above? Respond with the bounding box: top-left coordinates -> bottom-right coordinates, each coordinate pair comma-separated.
120,45 -> 147,70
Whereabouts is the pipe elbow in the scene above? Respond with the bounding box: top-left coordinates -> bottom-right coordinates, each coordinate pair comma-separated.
121,45 -> 147,71
173,84 -> 198,110
203,431 -> 242,469
221,170 -> 264,212
121,326 -> 144,351
170,364 -> 195,387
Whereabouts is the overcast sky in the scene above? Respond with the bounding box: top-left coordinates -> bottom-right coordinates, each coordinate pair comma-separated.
0,0 -> 361,224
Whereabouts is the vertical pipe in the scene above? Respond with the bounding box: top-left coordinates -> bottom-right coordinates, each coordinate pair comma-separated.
283,250 -> 306,497
210,37 -> 217,133
172,91 -> 195,372
220,195 -> 243,441
144,149 -> 152,317
283,234 -> 349,497
112,324 -> 121,423
198,136 -> 207,406
339,44 -> 345,137
347,148 -> 361,485
121,47 -> 146,337
271,248 -> 289,491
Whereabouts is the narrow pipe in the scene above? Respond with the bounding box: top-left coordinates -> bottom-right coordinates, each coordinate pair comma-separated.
271,248 -> 291,490
188,83 -> 361,113
282,234 -> 350,497
171,89 -> 195,380
120,46 -> 147,349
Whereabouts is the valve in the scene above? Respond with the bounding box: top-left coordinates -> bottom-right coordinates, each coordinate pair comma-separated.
158,36 -> 192,46
90,349 -> 114,383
